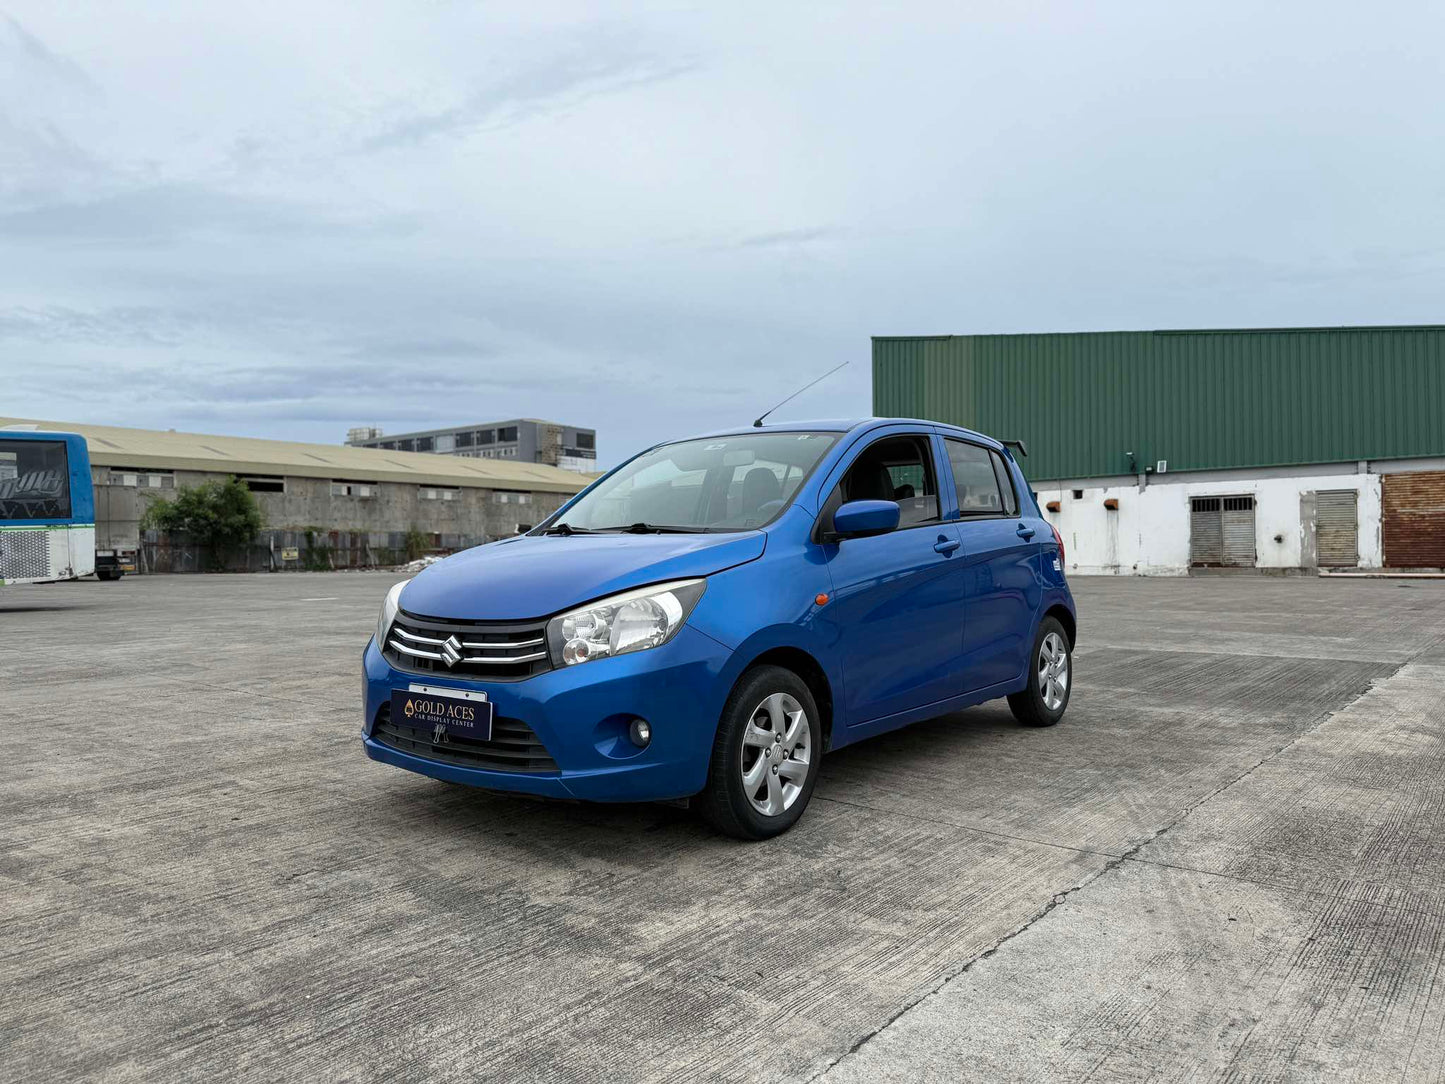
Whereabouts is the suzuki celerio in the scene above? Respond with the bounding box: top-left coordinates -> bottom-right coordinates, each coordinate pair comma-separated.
363,419 -> 1076,839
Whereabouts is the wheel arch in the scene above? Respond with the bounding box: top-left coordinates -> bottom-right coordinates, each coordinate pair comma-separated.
734,645 -> 837,753
1042,603 -> 1076,648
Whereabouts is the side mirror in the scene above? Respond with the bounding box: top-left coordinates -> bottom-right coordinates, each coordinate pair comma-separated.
831,499 -> 900,540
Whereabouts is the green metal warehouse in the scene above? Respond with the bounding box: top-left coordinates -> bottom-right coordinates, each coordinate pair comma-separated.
872,325 -> 1445,573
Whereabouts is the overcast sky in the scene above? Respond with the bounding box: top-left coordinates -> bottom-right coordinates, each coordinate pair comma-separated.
3,2 -> 1442,465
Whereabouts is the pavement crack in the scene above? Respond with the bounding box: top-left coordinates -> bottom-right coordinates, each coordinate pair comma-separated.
807,662 -> 1408,1082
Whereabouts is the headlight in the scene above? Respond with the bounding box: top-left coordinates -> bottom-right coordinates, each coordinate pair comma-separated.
547,579 -> 705,667
376,580 -> 407,648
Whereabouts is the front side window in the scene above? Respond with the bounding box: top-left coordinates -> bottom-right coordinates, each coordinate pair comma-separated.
0,439 -> 71,520
837,435 -> 940,528
550,432 -> 838,532
944,439 -> 1008,516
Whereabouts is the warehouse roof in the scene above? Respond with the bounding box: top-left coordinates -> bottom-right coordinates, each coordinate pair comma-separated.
872,323 -> 1445,341
0,417 -> 591,495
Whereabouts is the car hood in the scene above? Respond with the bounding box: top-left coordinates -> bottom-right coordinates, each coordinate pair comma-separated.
399,531 -> 766,621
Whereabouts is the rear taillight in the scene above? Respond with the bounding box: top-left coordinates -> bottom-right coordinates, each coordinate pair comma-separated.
1051,523 -> 1065,565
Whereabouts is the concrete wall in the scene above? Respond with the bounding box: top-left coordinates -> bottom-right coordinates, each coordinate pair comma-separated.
1035,463 -> 1393,575
91,469 -> 572,555
234,475 -> 566,540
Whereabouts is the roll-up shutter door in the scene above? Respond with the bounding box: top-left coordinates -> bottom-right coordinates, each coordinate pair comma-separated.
1315,490 -> 1359,567
1190,497 -> 1222,565
1221,495 -> 1256,567
1382,471 -> 1445,568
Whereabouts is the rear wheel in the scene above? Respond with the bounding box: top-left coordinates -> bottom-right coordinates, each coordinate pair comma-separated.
1007,617 -> 1072,727
96,568 -> 123,582
696,665 -> 821,840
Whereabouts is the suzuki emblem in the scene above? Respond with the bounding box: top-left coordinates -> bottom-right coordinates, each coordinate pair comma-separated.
439,635 -> 463,667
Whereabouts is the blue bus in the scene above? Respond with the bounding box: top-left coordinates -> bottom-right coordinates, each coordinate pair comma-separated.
0,429 -> 97,585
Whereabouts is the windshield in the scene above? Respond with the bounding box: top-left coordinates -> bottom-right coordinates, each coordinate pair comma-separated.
0,439 -> 71,522
549,432 -> 839,532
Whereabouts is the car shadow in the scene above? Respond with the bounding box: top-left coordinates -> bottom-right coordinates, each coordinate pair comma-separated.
0,603 -> 96,614
821,701 -> 1025,773
384,702 -> 1030,851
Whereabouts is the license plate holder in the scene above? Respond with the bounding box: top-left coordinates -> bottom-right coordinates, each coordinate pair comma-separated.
391,684 -> 494,742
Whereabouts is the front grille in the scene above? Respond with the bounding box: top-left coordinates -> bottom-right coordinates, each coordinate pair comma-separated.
371,704 -> 559,773
383,610 -> 553,681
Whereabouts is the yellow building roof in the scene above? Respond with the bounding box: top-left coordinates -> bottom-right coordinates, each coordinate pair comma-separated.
0,417 -> 591,495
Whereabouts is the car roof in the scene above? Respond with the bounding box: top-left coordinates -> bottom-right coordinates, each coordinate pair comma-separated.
680,417 -> 1005,449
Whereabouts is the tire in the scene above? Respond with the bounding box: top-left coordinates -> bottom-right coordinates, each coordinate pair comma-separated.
97,569 -> 122,582
1007,617 -> 1072,727
696,665 -> 822,840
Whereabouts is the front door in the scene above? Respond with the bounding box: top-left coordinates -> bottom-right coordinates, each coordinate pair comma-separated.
942,438 -> 1038,692
820,433 -> 965,724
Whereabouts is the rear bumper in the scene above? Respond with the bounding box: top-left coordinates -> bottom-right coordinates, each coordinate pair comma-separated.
95,551 -> 136,572
361,623 -> 734,802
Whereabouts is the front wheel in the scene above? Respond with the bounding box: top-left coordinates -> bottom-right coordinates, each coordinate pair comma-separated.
696,666 -> 822,840
1007,617 -> 1072,727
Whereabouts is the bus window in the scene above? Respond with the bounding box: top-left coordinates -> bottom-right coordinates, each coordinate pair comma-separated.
0,439 -> 72,520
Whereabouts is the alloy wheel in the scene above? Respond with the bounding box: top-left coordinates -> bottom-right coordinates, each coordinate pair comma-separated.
739,692 -> 811,816
1038,631 -> 1069,711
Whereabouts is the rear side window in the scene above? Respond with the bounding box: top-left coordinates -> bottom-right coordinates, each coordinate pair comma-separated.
990,452 -> 1018,516
944,439 -> 1014,517
838,434 -> 939,527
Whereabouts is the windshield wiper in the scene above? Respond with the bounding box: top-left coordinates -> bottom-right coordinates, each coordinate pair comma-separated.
598,522 -> 707,534
541,522 -> 594,535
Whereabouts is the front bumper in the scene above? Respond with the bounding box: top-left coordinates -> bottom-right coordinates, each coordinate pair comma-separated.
361,624 -> 733,802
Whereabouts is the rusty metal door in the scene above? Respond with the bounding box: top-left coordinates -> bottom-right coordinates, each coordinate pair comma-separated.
1221,495 -> 1256,566
1315,490 -> 1359,567
1382,471 -> 1445,568
1190,497 -> 1222,565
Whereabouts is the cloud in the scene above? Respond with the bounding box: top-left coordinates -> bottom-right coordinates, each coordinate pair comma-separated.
731,227 -> 841,250
0,305 -> 197,346
2,15 -> 100,97
358,22 -> 698,152
0,184 -> 419,247
2,1 -> 1444,465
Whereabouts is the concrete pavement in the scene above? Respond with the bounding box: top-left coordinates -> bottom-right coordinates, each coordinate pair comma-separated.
2,573 -> 1443,1081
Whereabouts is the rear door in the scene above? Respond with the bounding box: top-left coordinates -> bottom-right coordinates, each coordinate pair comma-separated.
940,437 -> 1038,693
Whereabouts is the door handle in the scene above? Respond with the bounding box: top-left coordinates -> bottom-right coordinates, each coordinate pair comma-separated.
1016,524 -> 1036,540
933,535 -> 961,555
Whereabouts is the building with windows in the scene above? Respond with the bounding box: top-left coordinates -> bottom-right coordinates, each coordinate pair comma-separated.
346,418 -> 597,473
0,417 -> 590,570
872,325 -> 1445,573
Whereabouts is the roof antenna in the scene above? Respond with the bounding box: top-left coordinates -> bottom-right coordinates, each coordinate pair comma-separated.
752,360 -> 849,428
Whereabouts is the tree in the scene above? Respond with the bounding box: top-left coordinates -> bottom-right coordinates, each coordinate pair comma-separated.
404,527 -> 429,562
142,476 -> 264,561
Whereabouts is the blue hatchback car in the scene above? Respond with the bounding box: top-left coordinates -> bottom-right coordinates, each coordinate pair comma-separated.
363,418 -> 1076,839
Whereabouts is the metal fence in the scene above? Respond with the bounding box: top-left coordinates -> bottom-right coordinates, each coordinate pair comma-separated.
138,529 -> 486,574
